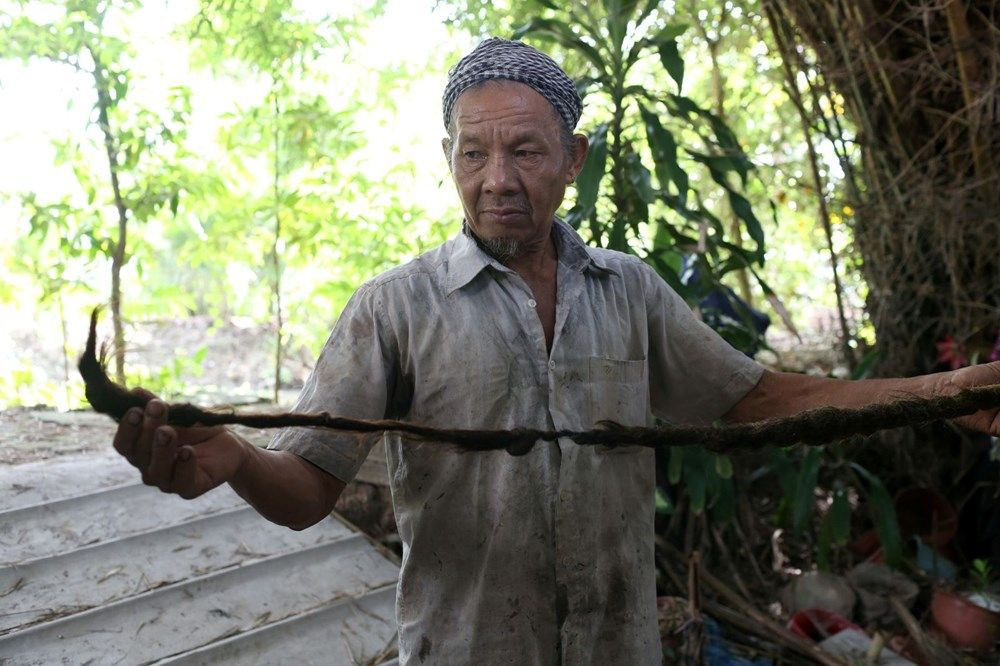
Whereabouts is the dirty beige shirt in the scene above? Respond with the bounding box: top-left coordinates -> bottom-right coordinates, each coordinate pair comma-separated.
269,219 -> 763,665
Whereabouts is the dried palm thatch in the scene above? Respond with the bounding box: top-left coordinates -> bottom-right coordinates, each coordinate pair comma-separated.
766,0 -> 1000,379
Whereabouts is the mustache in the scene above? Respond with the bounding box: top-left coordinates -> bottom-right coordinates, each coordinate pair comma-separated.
477,197 -> 531,214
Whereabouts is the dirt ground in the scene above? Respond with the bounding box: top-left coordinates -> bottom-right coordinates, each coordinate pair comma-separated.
0,404 -> 276,465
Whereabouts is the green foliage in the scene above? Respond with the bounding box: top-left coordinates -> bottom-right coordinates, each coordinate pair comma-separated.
187,0 -> 355,76
816,487 -> 851,570
970,558 -> 995,592
761,444 -> 904,570
850,462 -> 902,568
126,345 -> 208,400
664,446 -> 737,524
512,2 -> 773,320
183,0 -> 376,399
1,0 -> 456,409
1,0 -> 200,383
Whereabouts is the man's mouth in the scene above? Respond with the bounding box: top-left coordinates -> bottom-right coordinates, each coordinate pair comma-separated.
481,208 -> 529,220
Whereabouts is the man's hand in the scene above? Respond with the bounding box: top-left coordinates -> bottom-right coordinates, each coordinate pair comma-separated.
945,361 -> 1000,436
110,388 -> 347,529
113,391 -> 248,500
727,362 -> 1000,438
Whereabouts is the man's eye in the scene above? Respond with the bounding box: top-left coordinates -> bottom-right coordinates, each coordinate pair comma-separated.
464,151 -> 483,159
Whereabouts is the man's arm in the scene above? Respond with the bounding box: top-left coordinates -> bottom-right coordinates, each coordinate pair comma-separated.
724,362 -> 1000,436
114,398 -> 345,530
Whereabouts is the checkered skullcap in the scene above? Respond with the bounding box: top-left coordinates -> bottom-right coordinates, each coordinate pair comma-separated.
443,37 -> 583,132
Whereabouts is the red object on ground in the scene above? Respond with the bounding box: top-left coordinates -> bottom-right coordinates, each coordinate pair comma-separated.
787,608 -> 863,642
931,587 -> 1000,654
848,529 -> 885,562
849,487 -> 957,563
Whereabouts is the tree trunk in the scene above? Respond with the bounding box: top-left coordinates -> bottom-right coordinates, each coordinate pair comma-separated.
91,49 -> 130,385
770,0 -> 1000,378
271,90 -> 283,404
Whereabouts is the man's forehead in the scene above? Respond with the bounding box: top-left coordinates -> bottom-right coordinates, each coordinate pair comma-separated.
454,82 -> 552,119
451,81 -> 563,138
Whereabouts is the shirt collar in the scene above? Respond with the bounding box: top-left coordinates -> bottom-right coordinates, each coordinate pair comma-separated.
551,218 -> 618,276
443,218 -> 618,295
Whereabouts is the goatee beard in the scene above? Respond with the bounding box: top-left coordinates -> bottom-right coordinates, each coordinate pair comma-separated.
465,226 -> 520,262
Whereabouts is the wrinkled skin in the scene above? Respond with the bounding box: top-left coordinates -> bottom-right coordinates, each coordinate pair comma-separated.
442,79 -> 587,264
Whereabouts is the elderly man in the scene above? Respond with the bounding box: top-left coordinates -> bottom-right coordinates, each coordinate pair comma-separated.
113,38 -> 1000,664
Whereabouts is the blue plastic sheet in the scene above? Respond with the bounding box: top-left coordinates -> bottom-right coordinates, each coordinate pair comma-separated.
703,616 -> 773,666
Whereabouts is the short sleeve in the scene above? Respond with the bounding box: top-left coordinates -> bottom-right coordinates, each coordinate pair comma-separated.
267,284 -> 400,483
642,264 -> 764,424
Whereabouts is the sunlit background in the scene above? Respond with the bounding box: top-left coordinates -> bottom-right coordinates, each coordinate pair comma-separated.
0,0 -> 863,409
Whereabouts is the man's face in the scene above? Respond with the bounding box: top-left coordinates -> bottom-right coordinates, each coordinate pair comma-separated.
443,80 -> 586,258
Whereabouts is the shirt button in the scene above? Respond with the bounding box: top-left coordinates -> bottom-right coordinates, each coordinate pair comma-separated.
527,298 -> 537,308
560,490 -> 571,502
548,360 -> 556,370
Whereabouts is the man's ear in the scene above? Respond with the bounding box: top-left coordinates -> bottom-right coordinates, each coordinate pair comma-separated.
567,133 -> 589,183
442,137 -> 453,173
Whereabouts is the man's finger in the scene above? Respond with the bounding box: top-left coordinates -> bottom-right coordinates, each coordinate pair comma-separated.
112,407 -> 144,464
136,399 -> 168,477
130,386 -> 157,401
172,446 -> 200,500
147,426 -> 178,491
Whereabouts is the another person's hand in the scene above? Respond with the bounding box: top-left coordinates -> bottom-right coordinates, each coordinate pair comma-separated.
112,390 -> 248,499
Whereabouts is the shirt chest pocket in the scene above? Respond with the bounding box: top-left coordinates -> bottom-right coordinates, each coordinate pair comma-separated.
586,357 -> 649,428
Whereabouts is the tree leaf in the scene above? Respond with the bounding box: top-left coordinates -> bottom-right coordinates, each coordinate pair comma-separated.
568,122 -> 608,227
512,18 -> 607,75
668,446 -> 683,485
714,453 -> 733,479
828,487 -> 852,546
817,488 -> 851,570
852,349 -> 879,380
765,292 -> 801,340
639,103 -> 688,204
655,486 -> 673,514
685,150 -> 750,187
624,151 -> 654,204
852,463 -> 903,568
654,23 -> 688,42
687,463 -> 706,514
691,153 -> 765,254
791,447 -> 822,535
711,476 -> 735,524
657,38 -> 684,92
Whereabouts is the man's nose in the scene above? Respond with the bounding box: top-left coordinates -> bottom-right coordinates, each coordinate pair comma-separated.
483,154 -> 519,194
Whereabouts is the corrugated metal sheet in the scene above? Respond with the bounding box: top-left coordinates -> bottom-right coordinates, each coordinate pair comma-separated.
0,451 -> 400,664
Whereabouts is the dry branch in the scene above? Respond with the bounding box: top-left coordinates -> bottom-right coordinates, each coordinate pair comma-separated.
80,309 -> 1000,456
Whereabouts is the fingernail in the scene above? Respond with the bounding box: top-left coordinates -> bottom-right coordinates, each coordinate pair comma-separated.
125,409 -> 141,425
155,429 -> 169,445
146,401 -> 164,417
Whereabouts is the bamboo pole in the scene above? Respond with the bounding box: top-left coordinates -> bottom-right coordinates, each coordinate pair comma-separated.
944,0 -> 987,181
764,1 -> 856,370
657,537 -> 848,666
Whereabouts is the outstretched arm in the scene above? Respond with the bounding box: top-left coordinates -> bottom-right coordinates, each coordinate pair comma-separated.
725,362 -> 1000,436
114,396 -> 346,530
